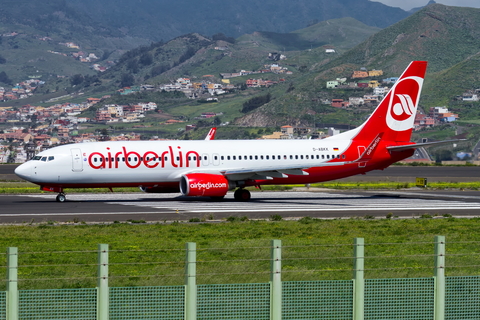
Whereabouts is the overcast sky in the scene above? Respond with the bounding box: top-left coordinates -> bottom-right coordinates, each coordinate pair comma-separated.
371,0 -> 480,11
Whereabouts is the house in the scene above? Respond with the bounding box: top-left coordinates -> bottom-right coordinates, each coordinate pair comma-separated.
383,77 -> 398,84
373,86 -> 388,96
368,70 -> 383,77
331,99 -> 349,108
414,113 -> 435,130
349,97 -> 365,106
363,95 -> 381,104
352,71 -> 369,79
357,80 -> 370,88
326,81 -> 339,89
463,94 -> 479,101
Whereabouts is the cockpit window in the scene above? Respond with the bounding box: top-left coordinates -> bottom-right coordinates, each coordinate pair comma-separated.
48,156 -> 55,161
32,156 -> 42,161
41,157 -> 47,162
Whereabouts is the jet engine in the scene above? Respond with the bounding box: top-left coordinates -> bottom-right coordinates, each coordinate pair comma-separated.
180,173 -> 233,198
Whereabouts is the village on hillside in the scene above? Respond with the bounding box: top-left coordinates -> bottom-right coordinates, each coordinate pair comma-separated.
0,40 -> 476,163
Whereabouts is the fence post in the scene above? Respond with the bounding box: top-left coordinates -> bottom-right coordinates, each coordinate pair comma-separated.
434,236 -> 445,320
97,244 -> 109,320
353,238 -> 364,320
270,239 -> 282,320
185,242 -> 197,320
6,247 -> 18,320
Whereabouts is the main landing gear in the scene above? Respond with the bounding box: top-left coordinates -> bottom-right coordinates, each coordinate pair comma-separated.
234,188 -> 251,201
56,193 -> 67,203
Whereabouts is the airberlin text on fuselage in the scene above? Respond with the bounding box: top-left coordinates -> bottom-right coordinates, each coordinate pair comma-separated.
87,146 -> 200,169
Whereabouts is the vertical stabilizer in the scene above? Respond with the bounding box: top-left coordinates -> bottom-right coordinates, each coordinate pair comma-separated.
353,61 -> 428,143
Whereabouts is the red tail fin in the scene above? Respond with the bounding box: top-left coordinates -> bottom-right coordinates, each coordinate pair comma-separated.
353,61 -> 428,143
205,127 -> 217,140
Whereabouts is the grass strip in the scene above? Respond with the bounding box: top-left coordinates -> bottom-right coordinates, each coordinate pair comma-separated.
0,218 -> 479,289
2,181 -> 480,194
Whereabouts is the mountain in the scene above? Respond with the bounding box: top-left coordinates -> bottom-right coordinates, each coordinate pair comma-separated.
49,18 -> 380,93
66,0 -> 408,41
232,3 -> 480,127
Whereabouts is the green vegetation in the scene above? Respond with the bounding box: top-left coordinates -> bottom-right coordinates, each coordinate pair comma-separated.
0,218 -> 479,290
2,180 -> 480,194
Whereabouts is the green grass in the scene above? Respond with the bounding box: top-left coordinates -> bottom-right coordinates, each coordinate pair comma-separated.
0,218 -> 479,290
2,180 -> 480,195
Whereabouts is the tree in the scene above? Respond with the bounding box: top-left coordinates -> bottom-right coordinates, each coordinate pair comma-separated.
70,74 -> 84,86
139,52 -> 153,66
241,93 -> 271,113
120,74 -> 135,88
0,71 -> 12,85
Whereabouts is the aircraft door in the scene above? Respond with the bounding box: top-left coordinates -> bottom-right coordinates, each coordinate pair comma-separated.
213,153 -> 220,166
71,148 -> 83,172
202,153 -> 209,167
357,146 -> 366,168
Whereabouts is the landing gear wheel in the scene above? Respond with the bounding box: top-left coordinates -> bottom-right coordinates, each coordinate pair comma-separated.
234,188 -> 251,201
56,193 -> 66,203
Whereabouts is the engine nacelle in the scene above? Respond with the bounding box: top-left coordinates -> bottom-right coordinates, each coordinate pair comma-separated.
180,173 -> 232,197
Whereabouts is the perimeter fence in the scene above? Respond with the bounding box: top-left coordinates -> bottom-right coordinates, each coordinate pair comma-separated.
0,236 -> 479,320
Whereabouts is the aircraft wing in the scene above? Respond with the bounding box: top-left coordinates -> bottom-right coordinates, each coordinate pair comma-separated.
387,139 -> 465,152
179,161 -> 347,181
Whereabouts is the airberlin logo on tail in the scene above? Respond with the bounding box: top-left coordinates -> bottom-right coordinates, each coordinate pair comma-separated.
386,76 -> 423,132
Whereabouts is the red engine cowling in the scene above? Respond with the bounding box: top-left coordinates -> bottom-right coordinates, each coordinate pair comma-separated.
180,173 -> 232,197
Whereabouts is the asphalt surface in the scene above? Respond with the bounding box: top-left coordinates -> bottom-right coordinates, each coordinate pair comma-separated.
2,164 -> 480,224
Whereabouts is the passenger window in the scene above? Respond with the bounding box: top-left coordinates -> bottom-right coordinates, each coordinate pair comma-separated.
233,156 -> 236,160
295,155 -> 298,160
301,155 -> 304,159
221,156 -> 224,160
227,156 -> 231,160
214,156 -> 218,160
326,155 -> 330,159
255,155 -> 258,160
260,155 -> 264,160
250,155 -> 253,160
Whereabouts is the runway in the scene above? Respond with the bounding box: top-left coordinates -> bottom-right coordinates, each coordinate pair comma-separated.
2,189 -> 480,224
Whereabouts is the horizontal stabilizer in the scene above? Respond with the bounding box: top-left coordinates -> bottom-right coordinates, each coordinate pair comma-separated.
387,139 -> 465,152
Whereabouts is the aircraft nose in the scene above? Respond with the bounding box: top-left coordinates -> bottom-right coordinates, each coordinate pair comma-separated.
14,163 -> 32,180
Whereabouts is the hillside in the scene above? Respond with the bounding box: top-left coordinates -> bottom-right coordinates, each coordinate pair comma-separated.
234,3 -> 480,127
66,0 -> 408,41
99,19 -> 380,87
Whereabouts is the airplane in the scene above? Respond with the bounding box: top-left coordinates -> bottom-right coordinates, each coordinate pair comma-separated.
14,61 -> 456,202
